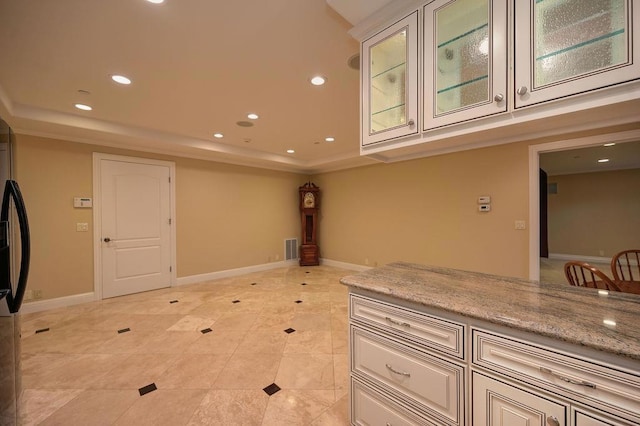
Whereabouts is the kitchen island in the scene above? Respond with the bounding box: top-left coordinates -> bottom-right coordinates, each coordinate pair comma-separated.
341,262 -> 640,426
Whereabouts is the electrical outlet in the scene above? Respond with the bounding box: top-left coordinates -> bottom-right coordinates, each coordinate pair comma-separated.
515,220 -> 526,230
76,222 -> 89,232
33,289 -> 43,300
24,290 -> 33,301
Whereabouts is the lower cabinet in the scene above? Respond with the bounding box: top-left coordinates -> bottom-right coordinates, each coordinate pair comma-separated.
351,377 -> 437,426
472,372 -> 637,426
348,292 -> 640,426
472,372 -> 566,426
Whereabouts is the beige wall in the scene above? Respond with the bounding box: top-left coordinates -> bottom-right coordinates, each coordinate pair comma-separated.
14,134 -> 305,300
547,169 -> 640,257
312,141 -> 531,278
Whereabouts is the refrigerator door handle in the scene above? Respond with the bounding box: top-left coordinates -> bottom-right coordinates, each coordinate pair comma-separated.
1,180 -> 30,313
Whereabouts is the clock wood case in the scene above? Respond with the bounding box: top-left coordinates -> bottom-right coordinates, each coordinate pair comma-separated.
298,182 -> 320,266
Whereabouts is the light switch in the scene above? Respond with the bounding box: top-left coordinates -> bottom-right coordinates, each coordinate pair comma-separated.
478,196 -> 491,204
76,223 -> 89,232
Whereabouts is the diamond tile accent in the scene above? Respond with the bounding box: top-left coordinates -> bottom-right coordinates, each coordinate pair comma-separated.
200,328 -> 213,334
301,282 -> 307,286
35,328 -> 50,334
251,282 -> 257,286
138,383 -> 157,396
169,300 -> 179,304
284,328 -> 295,334
117,328 -> 131,334
232,300 -> 241,304
294,300 -> 303,304
263,383 -> 281,396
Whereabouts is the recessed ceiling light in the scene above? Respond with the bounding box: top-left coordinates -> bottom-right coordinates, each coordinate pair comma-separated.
236,121 -> 253,127
603,319 -> 616,327
111,75 -> 132,85
287,149 -> 295,154
325,137 -> 335,142
247,113 -> 259,120
310,75 -> 327,86
598,158 -> 610,163
213,133 -> 223,139
147,0 -> 164,4
603,143 -> 616,147
74,103 -> 92,111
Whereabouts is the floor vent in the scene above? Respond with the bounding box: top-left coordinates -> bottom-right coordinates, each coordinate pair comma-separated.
285,238 -> 298,261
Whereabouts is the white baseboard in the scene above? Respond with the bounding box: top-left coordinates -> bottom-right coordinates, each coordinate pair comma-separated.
21,259 -> 369,314
21,292 -> 96,314
176,259 -> 299,286
320,258 -> 372,272
548,253 -> 611,264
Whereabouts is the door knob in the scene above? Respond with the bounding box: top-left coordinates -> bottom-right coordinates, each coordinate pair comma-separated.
517,86 -> 528,95
494,93 -> 504,102
103,237 -> 111,242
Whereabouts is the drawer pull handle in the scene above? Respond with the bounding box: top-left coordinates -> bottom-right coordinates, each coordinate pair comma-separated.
385,363 -> 411,377
540,367 -> 596,389
546,416 -> 560,426
385,317 -> 411,328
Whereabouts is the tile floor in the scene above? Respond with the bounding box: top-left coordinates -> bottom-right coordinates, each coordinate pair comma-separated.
19,265 -> 353,425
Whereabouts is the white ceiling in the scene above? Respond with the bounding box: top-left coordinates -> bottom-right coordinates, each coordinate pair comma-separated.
540,140 -> 640,176
2,0 -> 637,176
0,0 -> 391,173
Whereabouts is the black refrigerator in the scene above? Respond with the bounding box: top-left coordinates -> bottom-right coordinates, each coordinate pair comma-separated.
0,118 -> 30,426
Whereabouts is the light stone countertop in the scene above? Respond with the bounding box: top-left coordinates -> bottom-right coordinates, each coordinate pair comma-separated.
340,262 -> 640,361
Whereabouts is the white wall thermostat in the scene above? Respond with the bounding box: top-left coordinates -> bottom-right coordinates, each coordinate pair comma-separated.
73,197 -> 93,208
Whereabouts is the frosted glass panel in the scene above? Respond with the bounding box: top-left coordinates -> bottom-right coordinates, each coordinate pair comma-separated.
534,0 -> 628,88
435,0 -> 490,115
369,29 -> 407,133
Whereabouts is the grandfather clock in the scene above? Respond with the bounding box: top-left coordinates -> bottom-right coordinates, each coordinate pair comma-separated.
299,182 -> 320,266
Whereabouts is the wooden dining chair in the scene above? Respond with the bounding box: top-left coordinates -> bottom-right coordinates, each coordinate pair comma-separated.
611,249 -> 640,282
564,261 -> 621,291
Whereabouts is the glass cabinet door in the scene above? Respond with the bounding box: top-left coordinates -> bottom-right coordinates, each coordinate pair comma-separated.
362,12 -> 418,146
515,0 -> 640,107
424,0 -> 507,129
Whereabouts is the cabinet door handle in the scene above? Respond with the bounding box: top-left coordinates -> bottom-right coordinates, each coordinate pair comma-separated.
385,363 -> 411,377
540,367 -> 596,389
494,93 -> 504,102
103,237 -> 111,242
407,119 -> 415,126
385,317 -> 411,328
517,86 -> 528,95
546,416 -> 560,426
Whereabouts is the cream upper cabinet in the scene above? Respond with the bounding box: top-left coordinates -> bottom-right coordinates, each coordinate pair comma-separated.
361,11 -> 419,146
514,0 -> 640,108
423,0 -> 508,129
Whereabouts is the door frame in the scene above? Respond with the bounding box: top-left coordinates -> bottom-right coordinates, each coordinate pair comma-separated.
527,128 -> 640,281
92,153 -> 177,300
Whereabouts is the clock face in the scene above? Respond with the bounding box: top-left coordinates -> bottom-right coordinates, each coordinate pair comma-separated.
303,192 -> 315,208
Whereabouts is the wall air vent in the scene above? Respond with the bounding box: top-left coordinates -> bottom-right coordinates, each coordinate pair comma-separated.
285,238 -> 298,261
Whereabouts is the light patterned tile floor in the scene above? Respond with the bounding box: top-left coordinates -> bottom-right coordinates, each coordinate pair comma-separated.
20,265 -> 353,425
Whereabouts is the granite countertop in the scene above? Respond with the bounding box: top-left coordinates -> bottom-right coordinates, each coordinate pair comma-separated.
340,262 -> 640,361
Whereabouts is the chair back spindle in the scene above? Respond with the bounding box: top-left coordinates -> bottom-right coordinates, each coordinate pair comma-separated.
564,261 -> 621,291
611,249 -> 640,282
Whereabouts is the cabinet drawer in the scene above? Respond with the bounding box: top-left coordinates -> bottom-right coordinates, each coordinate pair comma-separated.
472,372 -> 567,426
350,294 -> 465,359
473,329 -> 640,420
351,325 -> 464,425
351,377 -> 436,426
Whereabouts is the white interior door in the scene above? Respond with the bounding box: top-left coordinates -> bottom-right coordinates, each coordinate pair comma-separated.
99,158 -> 172,298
